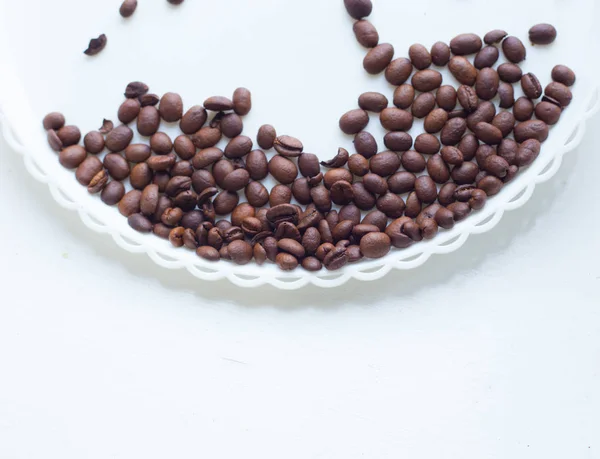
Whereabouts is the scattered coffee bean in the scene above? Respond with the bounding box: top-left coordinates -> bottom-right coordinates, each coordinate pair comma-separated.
448,56 -> 477,86
273,135 -> 303,157
484,29 -> 508,44
358,92 -> 388,112
514,120 -> 549,143
521,73 -> 543,99
232,87 -> 252,116
411,69 -> 443,92
513,96 -> 535,122
385,58 -> 413,86
84,34 -> 107,56
551,65 -> 576,87
380,108 -> 413,132
476,68 -> 499,100
436,85 -> 457,111
529,23 -> 557,45
535,101 -> 562,125
498,82 -> 515,109
43,112 -> 66,131
412,93 -> 436,119
363,43 -> 394,74
474,46 -> 500,69
430,41 -> 451,66
502,36 -> 527,63
344,0 -> 373,19
544,82 -> 573,107
409,43 -> 432,70
339,109 -> 370,135
353,20 -> 379,48
354,131 -> 378,158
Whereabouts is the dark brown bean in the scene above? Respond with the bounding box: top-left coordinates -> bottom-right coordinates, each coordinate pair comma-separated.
498,138 -> 519,165
400,150 -> 426,173
475,145 -> 496,168
450,33 -> 483,55
477,175 -> 504,196
438,183 -> 457,206
339,109 -> 369,135
423,108 -> 448,134
446,202 -> 471,222
513,97 -> 535,122
344,0 -> 373,19
360,233 -> 391,259
75,156 -> 103,186
227,240 -> 253,265
43,112 -> 65,131
137,106 -> 160,136
535,101 -> 562,125
474,122 -> 503,145
105,125 -> 133,152
212,191 -> 239,215
128,213 -> 153,233
498,83 -> 515,109
414,134 -> 440,155
412,93 -> 436,119
269,184 -> 292,207
474,46 -> 499,69
503,36 -> 527,63
84,34 -> 107,56
351,132 -> 376,158
383,132 -> 413,153
358,92 -> 388,112
87,170 -> 109,194
514,120 -> 549,143
58,145 -> 86,169
484,29 -> 508,44
57,125 -> 81,147
545,82 -> 573,108
451,161 -> 479,185
179,106 -> 207,135
414,175 -> 437,203
427,154 -> 450,184
411,69 -> 443,92
467,101 -> 496,131
353,20 -> 379,48
498,63 -> 523,83
254,125 -> 276,150
203,96 -> 233,112
370,151 -> 401,177
321,149 -> 350,169
529,23 -> 557,45
118,189 -> 142,217
409,43 -> 432,70
385,58 -> 413,86
350,183 -> 375,210
232,87 -> 252,116
47,130 -> 63,151
516,139 -> 541,167
323,168 -> 353,189
551,65 -> 576,87
431,41 -> 451,66
457,85 -> 479,113
458,134 -> 479,161
363,43 -> 394,74
125,81 -> 148,99
102,153 -> 129,180
269,156 -> 298,184
476,68 -> 500,100
224,135 -> 253,159
273,135 -> 304,157
492,112 -> 516,138
484,155 -> 510,178
82,131 -> 104,154
441,118 -> 467,146
380,108 -> 413,132
521,73 -> 543,99
393,84 -> 415,110
436,85 -> 457,111
100,181 -> 125,206
362,173 -> 388,195
448,56 -> 477,86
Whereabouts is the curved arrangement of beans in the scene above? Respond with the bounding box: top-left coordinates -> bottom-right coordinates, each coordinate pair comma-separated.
46,0 -> 575,272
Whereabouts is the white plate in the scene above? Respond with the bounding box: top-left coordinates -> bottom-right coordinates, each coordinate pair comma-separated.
0,0 -> 598,289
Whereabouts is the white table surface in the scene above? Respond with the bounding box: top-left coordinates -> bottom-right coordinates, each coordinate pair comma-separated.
1,112 -> 599,458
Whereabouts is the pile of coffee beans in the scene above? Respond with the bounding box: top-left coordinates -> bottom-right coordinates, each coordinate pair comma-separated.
48,0 -> 575,272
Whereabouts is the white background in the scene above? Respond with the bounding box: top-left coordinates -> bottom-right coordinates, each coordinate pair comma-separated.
1,0 -> 600,457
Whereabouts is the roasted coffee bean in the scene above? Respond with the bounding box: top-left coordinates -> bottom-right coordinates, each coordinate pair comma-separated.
128,162 -> 151,190
352,224 -> 381,241
409,43 -> 432,70
105,125 -> 133,152
436,85 -> 457,111
434,207 -> 455,229
467,101 -> 496,131
514,120 -> 549,143
218,113 -> 243,139
232,87 -> 252,116
497,63 -> 523,84
216,220 -> 232,232
206,227 -> 224,249
239,150 -> 267,181
364,43 -> 394,74
431,41 -> 451,66
419,217 -> 438,240
385,217 -> 416,248
119,0 -> 137,17
383,133 -> 412,154
278,238 -> 305,259
423,108 -> 448,134
148,154 -> 176,172
298,206 -> 323,231
438,183 -> 457,206
322,246 -> 349,270
101,181 -> 125,206
180,228 -> 198,249
474,46 -> 499,69
441,117 -> 467,146
529,23 -> 557,45
414,175 -> 437,203
451,161 -> 479,185
273,135 -> 303,157
360,232 -> 391,259
172,190 -> 198,212
169,227 -> 186,248
137,106 -> 160,136
448,56 -> 477,86
475,145 -> 496,168
427,154 -> 450,184
502,36 -> 526,63
351,132 -> 376,158
321,149 -> 350,169
196,246 -> 220,262
171,160 -> 193,178
190,170 -> 216,195
358,92 -> 388,112
476,68 -> 500,100
484,29 -> 508,44
301,256 -> 322,271
535,101 -> 562,125
139,184 -> 159,216
492,112 -> 516,138
370,151 -> 401,177
246,182 -> 269,207
118,189 -> 142,217
350,182 -> 374,210
457,85 -> 479,113
212,160 -> 234,188
87,170 -> 109,194
181,210 -> 204,232
81,131 -> 104,154
477,175 -> 504,196
228,240 -> 253,265
138,94 -> 159,107
339,109 -> 369,135
445,202 -> 470,222
56,125 -> 81,147
344,0 -> 373,19
301,227 -> 321,254
157,92 -> 183,122
47,130 -> 63,151
74,155 -> 103,187
484,155 -> 510,178
516,139 -> 541,166
161,207 -> 184,226
551,65 -> 576,87
498,138 -> 518,165
468,189 -> 487,210
362,173 -> 388,195
414,133 -> 440,155
400,150 -> 426,173
269,184 -> 292,206
387,171 -> 414,195
124,82 -> 148,99
212,190 -> 239,215
359,212 -> 384,233
178,106 -> 207,135
117,99 -> 140,125
411,69 -> 443,93
393,84 -> 415,110
317,222 -> 334,246
310,185 -> 332,213
412,93 -> 436,119
498,82 -> 515,109
253,125 -> 276,151
269,155 -> 298,184
148,132 -> 173,155
513,97 -> 535,121
84,34 -> 107,56
58,145 -> 86,169
152,171 -> 171,192
122,144 -> 149,163
545,82 -> 573,107
43,112 -> 65,131
345,155 -> 367,178
385,58 -> 413,86
521,73 -> 543,99
165,176 -> 192,198
380,108 -> 413,132
331,220 -> 354,243
223,135 -> 252,159
376,192 -> 405,218
415,204 -> 442,226
192,148 -> 222,170
127,213 -> 153,233
474,122 -> 503,145
329,181 -> 353,206
290,179 -> 311,205
102,153 -> 129,180
230,203 -> 255,228
458,134 -> 479,161
353,19 -> 379,48
197,187 -> 218,207
450,33 -> 482,55
203,96 -> 233,112
448,109 -> 468,119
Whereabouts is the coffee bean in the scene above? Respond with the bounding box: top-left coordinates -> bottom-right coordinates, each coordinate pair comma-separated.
411,69 -> 443,92
211,190 -> 238,215
87,169 -> 109,194
450,33 -> 483,55
167,0 -> 184,5
203,96 -> 233,112
358,92 -> 388,112
412,93 -> 436,119
514,120 -> 549,143
385,217 -> 416,248
127,213 -> 153,233
414,134 -> 440,155
544,82 -> 573,108
438,182 -> 457,206
421,108 -> 447,135
491,112 -> 516,138
276,238 -> 305,259
362,173 -> 388,195
231,87 -> 252,116
534,101 -> 562,125
551,65 -> 576,87
502,36 -> 526,63
298,206 -> 323,231
339,109 -> 369,135
414,175 -> 437,203
100,181 -> 125,206
212,160 -> 234,189
138,184 -> 159,216
440,117 -> 467,146
135,106 -> 160,137
475,68 -> 499,100
521,73 -> 543,99
178,106 -> 207,135
484,155 -> 509,178
172,189 -> 197,212
191,126 -> 221,149
484,29 -> 508,44
433,206 -> 455,229
222,135 -> 252,159
196,246 -> 220,262
399,150 -> 424,173
43,112 -> 65,131
216,113 -> 242,139
497,138 -> 518,165
47,130 -> 62,152
474,46 -> 499,69
267,204 -> 300,228
327,181 -> 352,206
380,108 -> 413,132
458,134 -> 479,161
321,149 -> 350,169
512,96 -> 535,122
427,154 -> 450,184
353,20 -> 379,48
467,101 -> 496,131
170,160 -> 193,178
331,220 -> 354,243
457,85 -> 479,113
352,224 -> 380,241
436,85 -> 457,111
104,125 -> 133,152
445,202 -> 470,223
102,153 -> 129,180
273,135 -> 303,157
431,41 -> 451,66
448,56 -> 477,86
363,43 -> 394,74
385,172 -> 413,195
128,162 -> 151,189
516,139 -> 541,167
269,184 -> 292,207
351,131 -> 377,158
474,122 -> 503,145
161,207 -> 183,226
393,84 -> 415,109
360,232 -> 391,259
301,227 -> 322,255
529,23 -> 557,45
348,182 -> 373,210
83,131 -> 105,154
56,125 -> 81,147
58,145 -> 86,169
119,0 -> 137,17
451,161 -> 479,185
475,145 -> 496,168
75,156 -> 103,186
376,192 -> 404,218
228,204 -> 254,228
370,151 -> 401,177
385,58 -> 413,85
269,155 -> 298,184
225,240 -> 252,265
477,175 -> 504,196
190,148 -> 221,171
151,171 -> 171,191
345,154 -> 367,177
84,34 -> 107,56
409,43 -> 432,70
301,256 -> 322,271
252,125 -> 276,151
243,181 -> 268,208
344,0 -> 372,19
497,63 -> 523,84
118,189 -> 142,217
311,185 -> 332,213
498,82 -> 515,109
